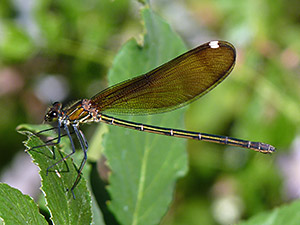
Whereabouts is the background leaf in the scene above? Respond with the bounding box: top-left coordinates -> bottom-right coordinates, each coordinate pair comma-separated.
0,183 -> 47,225
102,8 -> 188,225
238,200 -> 300,225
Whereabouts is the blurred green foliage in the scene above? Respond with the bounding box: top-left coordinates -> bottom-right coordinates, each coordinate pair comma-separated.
1,0 -> 300,224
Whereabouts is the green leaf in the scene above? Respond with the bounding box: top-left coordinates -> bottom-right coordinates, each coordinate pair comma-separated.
91,194 -> 106,225
0,183 -> 47,225
238,200 -> 300,225
102,8 -> 188,225
79,157 -> 106,225
0,23 -> 34,62
17,124 -> 93,225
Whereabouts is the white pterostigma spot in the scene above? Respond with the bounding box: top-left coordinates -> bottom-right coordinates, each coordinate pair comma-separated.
209,41 -> 219,49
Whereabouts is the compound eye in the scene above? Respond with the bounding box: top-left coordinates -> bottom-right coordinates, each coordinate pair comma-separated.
50,111 -> 58,118
45,110 -> 59,122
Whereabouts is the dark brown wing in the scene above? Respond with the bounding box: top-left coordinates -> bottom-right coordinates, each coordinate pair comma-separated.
90,41 -> 236,115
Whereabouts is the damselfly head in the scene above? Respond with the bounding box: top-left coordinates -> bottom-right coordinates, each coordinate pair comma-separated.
44,102 -> 62,122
